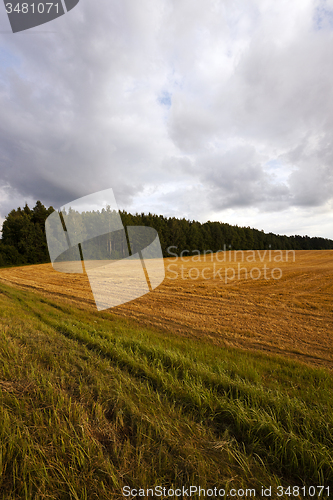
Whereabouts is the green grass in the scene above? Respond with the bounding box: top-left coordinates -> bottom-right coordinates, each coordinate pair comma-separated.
0,282 -> 332,499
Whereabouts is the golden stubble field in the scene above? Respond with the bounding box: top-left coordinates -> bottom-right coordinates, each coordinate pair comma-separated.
0,249 -> 332,369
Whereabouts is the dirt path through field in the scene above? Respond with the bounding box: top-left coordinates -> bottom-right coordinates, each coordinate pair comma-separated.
1,250 -> 332,369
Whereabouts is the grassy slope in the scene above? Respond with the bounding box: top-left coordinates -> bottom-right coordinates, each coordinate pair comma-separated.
0,282 -> 332,499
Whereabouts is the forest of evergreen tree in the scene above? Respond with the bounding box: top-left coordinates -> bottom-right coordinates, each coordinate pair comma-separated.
0,201 -> 332,268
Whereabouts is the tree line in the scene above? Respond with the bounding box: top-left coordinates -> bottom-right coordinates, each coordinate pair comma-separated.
0,201 -> 332,268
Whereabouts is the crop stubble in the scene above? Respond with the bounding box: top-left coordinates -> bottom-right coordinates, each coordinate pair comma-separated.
0,250 -> 332,369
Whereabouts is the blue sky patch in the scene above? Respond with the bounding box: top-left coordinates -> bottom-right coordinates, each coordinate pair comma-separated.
158,91 -> 172,108
0,47 -> 20,70
313,2 -> 333,30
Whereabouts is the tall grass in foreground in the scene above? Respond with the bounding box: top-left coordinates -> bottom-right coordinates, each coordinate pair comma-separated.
0,282 -> 332,499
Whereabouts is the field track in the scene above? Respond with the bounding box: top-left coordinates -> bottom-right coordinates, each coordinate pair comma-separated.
1,250 -> 332,370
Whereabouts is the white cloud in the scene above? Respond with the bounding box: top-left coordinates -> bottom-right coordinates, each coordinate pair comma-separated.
0,0 -> 332,238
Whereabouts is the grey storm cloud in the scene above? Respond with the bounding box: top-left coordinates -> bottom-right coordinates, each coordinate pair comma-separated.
195,145 -> 291,210
0,0 -> 332,237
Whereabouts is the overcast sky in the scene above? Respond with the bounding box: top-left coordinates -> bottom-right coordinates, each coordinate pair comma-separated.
0,0 -> 333,238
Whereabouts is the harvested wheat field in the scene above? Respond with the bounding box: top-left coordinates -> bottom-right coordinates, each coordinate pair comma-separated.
0,249 -> 332,370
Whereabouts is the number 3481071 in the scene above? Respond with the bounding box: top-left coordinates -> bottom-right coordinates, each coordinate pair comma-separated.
5,3 -> 60,14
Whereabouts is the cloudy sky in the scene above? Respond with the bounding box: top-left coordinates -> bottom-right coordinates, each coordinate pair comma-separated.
0,0 -> 333,238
